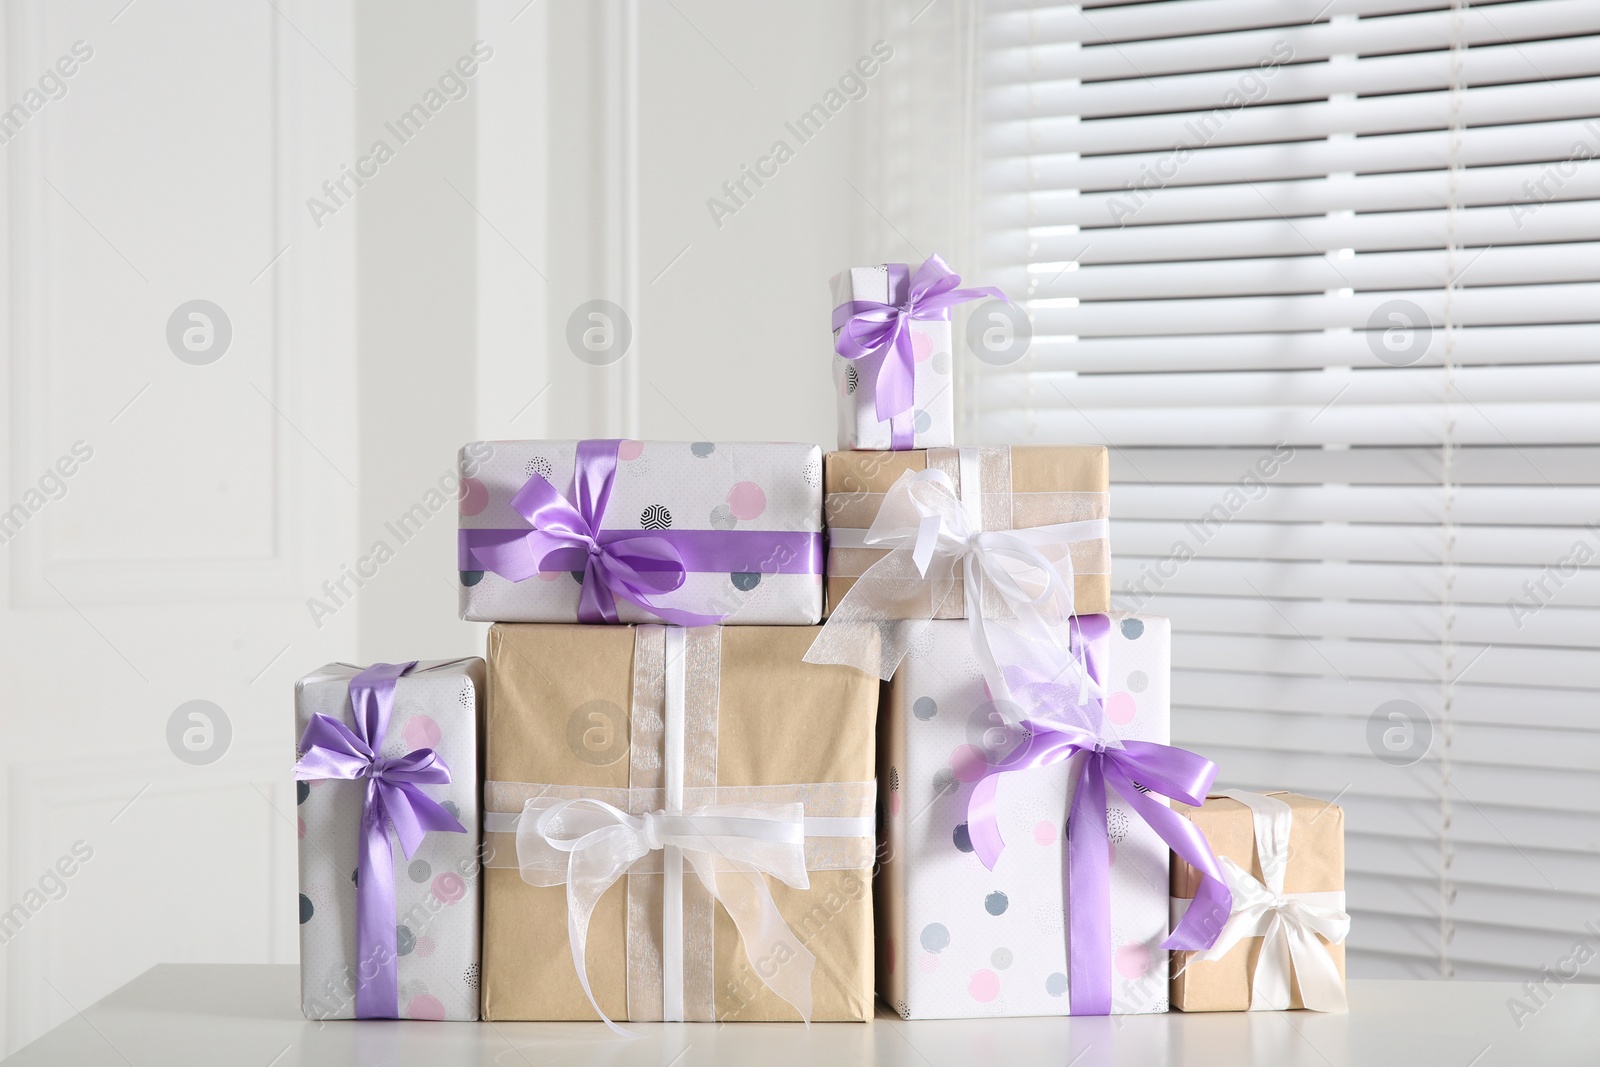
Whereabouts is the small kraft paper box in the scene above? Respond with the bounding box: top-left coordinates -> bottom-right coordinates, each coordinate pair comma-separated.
480,623 -> 879,1024
457,439 -> 824,625
823,445 -> 1111,619
294,659 -> 485,1021
1171,791 -> 1349,1012
877,613 -> 1178,1018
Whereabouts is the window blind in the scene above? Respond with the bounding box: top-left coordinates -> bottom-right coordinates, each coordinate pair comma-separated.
969,0 -> 1600,980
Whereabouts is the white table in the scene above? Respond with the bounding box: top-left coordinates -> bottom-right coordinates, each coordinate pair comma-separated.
6,964 -> 1596,1066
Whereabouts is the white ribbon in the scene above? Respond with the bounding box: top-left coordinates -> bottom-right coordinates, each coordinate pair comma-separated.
510,794 -> 817,1035
807,465 -> 1108,693
1177,789 -> 1351,1012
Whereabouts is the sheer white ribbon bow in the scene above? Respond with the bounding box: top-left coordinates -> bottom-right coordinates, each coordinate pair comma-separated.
807,467 -> 1106,693
1183,790 -> 1350,1012
513,795 -> 816,1034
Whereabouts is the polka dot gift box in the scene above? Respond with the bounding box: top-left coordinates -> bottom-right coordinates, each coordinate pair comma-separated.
877,613 -> 1179,1018
294,659 -> 484,1021
830,256 -> 1004,451
457,440 -> 823,625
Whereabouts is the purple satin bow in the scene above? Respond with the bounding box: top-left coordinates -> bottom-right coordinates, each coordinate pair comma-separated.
459,440 -> 821,626
965,622 -> 1232,1016
294,662 -> 465,1019
833,254 -> 1006,447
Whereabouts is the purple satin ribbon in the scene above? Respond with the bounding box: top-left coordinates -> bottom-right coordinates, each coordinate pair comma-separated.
458,439 -> 823,626
833,254 -> 1006,448
294,662 -> 465,1020
965,619 -> 1232,1016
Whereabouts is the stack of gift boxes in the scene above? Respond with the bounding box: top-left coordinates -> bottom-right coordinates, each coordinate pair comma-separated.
293,255 -> 1352,1026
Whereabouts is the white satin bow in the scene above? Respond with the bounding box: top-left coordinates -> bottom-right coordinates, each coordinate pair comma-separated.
809,467 -> 1107,694
514,795 -> 816,1034
1186,790 -> 1350,1012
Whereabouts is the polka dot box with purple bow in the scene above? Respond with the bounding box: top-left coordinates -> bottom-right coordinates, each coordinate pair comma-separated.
294,659 -> 484,1021
456,440 -> 823,625
877,614 -> 1174,1018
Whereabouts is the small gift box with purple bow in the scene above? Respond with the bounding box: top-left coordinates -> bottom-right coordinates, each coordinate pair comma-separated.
830,255 -> 1006,451
294,659 -> 484,1021
876,613 -> 1230,1018
457,440 -> 824,625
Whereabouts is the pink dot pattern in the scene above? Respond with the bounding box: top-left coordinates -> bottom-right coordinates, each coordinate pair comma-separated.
403,715 -> 441,751
432,871 -> 466,905
1106,691 -> 1137,725
406,994 -> 446,1021
949,744 -> 989,784
1115,943 -> 1151,979
458,477 -> 488,516
912,331 -> 933,363
969,968 -> 1001,1002
1033,820 -> 1057,846
726,482 -> 766,521
617,439 -> 645,461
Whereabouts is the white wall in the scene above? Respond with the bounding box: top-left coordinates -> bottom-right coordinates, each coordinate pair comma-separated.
477,0 -> 927,447
1,0 -> 948,1050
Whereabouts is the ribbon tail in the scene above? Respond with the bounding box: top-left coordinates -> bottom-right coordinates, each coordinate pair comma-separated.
872,317 -> 917,424
690,854 -> 816,1025
354,783 -> 400,1019
1282,911 -> 1349,1012
1066,756 -> 1112,1015
967,772 -> 1007,871
563,844 -> 637,1037
1112,777 -> 1233,953
1249,914 -> 1295,1012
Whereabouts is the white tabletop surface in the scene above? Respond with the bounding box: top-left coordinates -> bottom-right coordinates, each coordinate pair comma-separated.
5,964 -> 1596,1066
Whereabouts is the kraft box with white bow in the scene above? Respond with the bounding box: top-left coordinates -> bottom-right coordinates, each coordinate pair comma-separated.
877,613 -> 1177,1018
821,445 -> 1110,622
294,659 -> 485,1022
1170,791 -> 1349,1012
478,623 -> 879,1025
457,440 -> 824,625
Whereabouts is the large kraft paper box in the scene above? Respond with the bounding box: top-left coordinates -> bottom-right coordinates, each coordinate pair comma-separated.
878,613 -> 1172,1018
295,659 -> 485,1022
481,624 -> 879,1022
1170,792 -> 1346,1011
823,445 -> 1110,619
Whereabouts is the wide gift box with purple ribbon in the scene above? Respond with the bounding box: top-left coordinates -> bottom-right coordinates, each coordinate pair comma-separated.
830,255 -> 1004,451
478,623 -> 878,1025
875,614 -> 1230,1018
294,659 -> 485,1021
457,439 -> 824,625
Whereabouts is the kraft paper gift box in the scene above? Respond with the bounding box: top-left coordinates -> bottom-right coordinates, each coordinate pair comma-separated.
822,444 -> 1111,620
877,612 -> 1226,1018
1171,791 -> 1349,1012
479,623 -> 879,1024
830,256 -> 1004,451
457,439 -> 824,625
294,659 -> 485,1021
